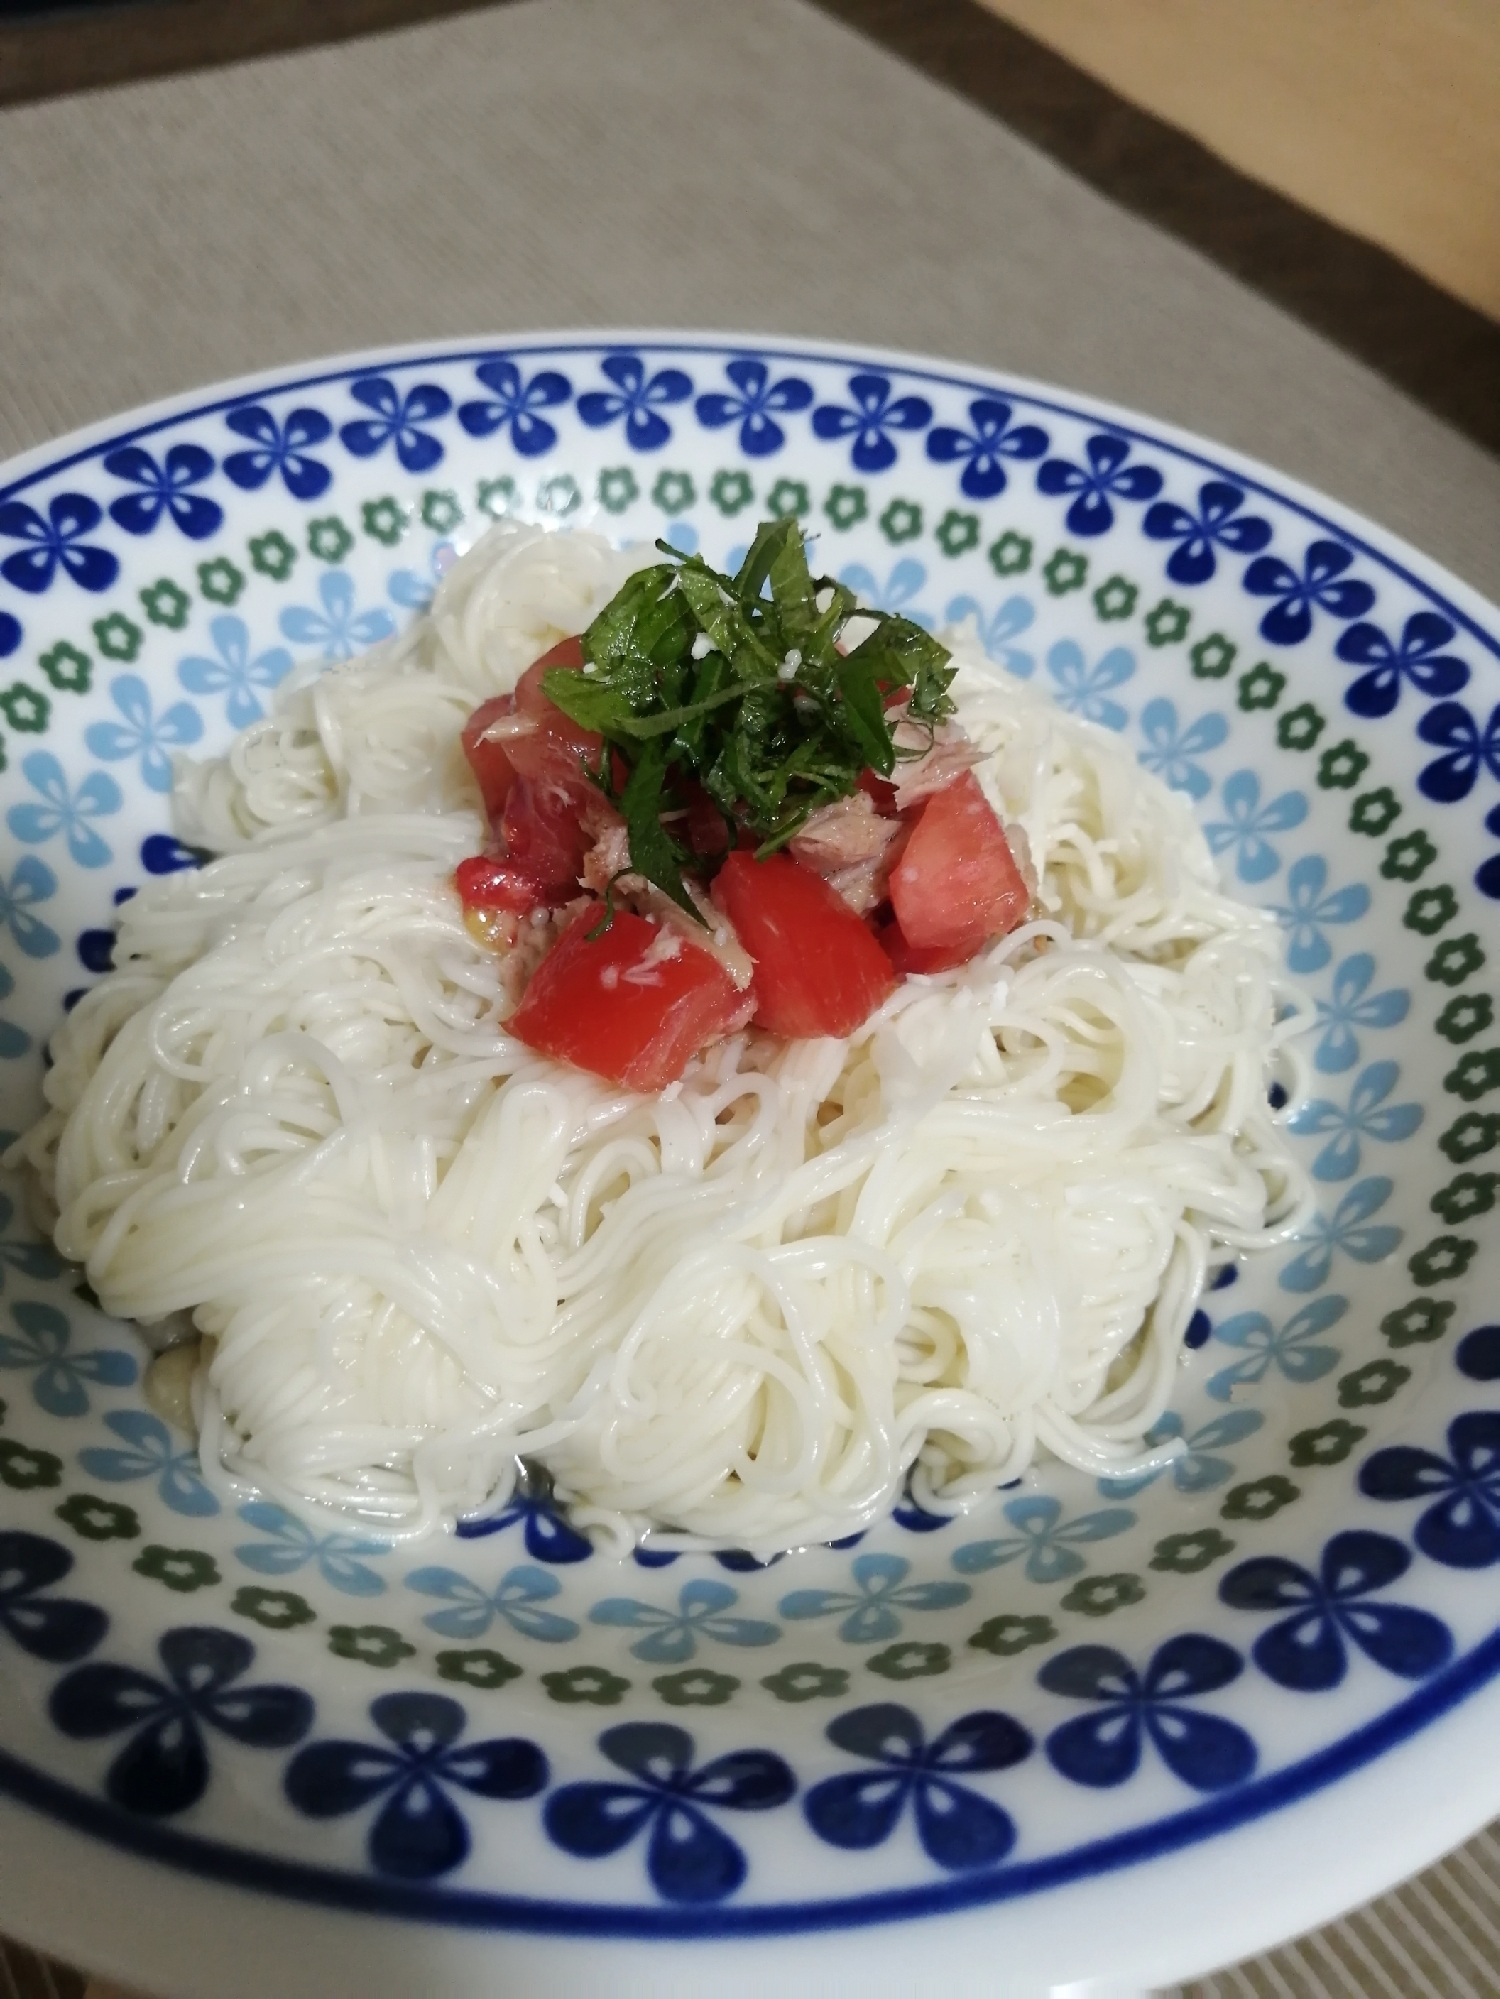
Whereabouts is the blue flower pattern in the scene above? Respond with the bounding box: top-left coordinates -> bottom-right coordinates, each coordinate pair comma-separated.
339,376 -> 451,474
1360,1414 -> 1500,1568
0,856 -> 61,959
78,1409 -> 220,1516
457,359 -> 571,456
1,346 -> 1498,1905
404,1563 -> 578,1643
1242,541 -> 1375,647
1270,856 -> 1371,974
804,1704 -> 1030,1870
0,493 -> 119,594
1219,1531 -> 1452,1690
577,354 -> 692,452
837,558 -> 933,625
926,398 -> 1046,498
778,1552 -> 969,1641
1036,433 -> 1162,538
279,571 -> 395,661
695,359 -> 813,458
285,1691 -> 547,1878
1044,639 -> 1134,730
950,1497 -> 1135,1585
944,592 -> 1035,676
0,1531 -> 108,1663
1415,700 -> 1500,804
0,1300 -> 135,1417
1313,954 -> 1409,1073
1142,481 -> 1272,584
222,405 -> 333,500
103,445 -> 223,541
1098,1410 -> 1264,1498
1278,1179 -> 1401,1293
1287,1061 -> 1422,1180
1206,1295 -> 1347,1400
455,1488 -> 593,1564
813,372 -> 932,474
544,1722 -> 794,1903
589,1579 -> 778,1664
178,615 -> 295,728
1335,612 -> 1468,719
1040,1635 -> 1255,1792
1136,697 -> 1229,800
85,675 -> 203,793
235,1502 -> 389,1597
6,754 -> 122,869
1204,770 -> 1308,884
50,1625 -> 311,1816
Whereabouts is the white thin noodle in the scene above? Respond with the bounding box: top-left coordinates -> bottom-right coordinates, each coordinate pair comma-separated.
13,520 -> 1312,1556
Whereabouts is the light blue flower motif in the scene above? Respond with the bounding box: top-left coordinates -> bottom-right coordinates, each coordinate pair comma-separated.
234,1500 -> 389,1596
1044,639 -> 1134,731
6,752 -> 122,869
1098,1410 -> 1264,1498
279,571 -> 396,662
1206,1296 -> 1348,1402
84,674 -> 203,794
1313,954 -> 1409,1074
1288,1061 -> 1423,1181
1203,770 -> 1308,884
0,1300 -> 136,1418
0,1195 -> 60,1288
1279,1179 -> 1402,1293
778,1552 -> 970,1643
1270,856 -> 1372,975
179,615 -> 295,729
404,1562 -> 579,1643
0,961 -> 26,1061
588,1578 -> 779,1665
1136,698 -> 1230,802
78,1409 -> 220,1516
0,856 -> 61,959
944,593 -> 1035,677
388,541 -> 457,612
838,559 -> 934,626
950,1496 -> 1135,1585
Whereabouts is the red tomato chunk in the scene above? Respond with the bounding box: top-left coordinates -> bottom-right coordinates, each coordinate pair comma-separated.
888,771 -> 1028,962
508,908 -> 748,1092
454,854 -> 550,915
711,850 -> 896,1039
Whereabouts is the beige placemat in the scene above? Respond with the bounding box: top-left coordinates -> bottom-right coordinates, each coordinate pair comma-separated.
980,0 -> 1500,325
1,2 -> 1498,1990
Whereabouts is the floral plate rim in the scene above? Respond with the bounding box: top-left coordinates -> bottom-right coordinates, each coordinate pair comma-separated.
1,330 -> 1498,1991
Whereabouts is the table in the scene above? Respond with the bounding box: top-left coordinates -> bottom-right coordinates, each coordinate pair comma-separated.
1,1 -> 1498,1990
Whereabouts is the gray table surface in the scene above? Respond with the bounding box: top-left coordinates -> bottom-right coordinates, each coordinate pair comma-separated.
1,2 -> 1498,1991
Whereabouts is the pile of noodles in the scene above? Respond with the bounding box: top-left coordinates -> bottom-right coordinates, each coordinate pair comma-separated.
12,520 -> 1310,1555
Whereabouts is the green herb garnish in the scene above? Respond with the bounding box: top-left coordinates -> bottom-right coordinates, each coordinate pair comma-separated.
542,519 -> 955,921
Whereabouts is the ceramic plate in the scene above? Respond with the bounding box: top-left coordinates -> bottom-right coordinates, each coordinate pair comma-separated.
0,336 -> 1496,1998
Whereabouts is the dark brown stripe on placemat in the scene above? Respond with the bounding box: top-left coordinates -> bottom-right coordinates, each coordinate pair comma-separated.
0,0 -> 506,110
809,0 -> 1500,457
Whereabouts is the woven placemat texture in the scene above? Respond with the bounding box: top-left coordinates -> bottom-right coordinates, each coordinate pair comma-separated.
0,2 -> 1498,1990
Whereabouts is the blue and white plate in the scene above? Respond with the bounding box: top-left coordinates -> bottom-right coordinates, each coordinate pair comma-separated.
0,336 -> 1496,1998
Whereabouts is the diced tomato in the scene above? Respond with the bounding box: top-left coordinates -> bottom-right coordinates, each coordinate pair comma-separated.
711,850 -> 896,1039
501,777 -> 595,895
684,784 -> 731,857
454,854 -> 550,915
461,692 -> 521,820
888,772 -> 1029,961
857,767 -> 899,816
461,637 -> 599,828
509,908 -> 748,1091
874,917 -> 974,976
